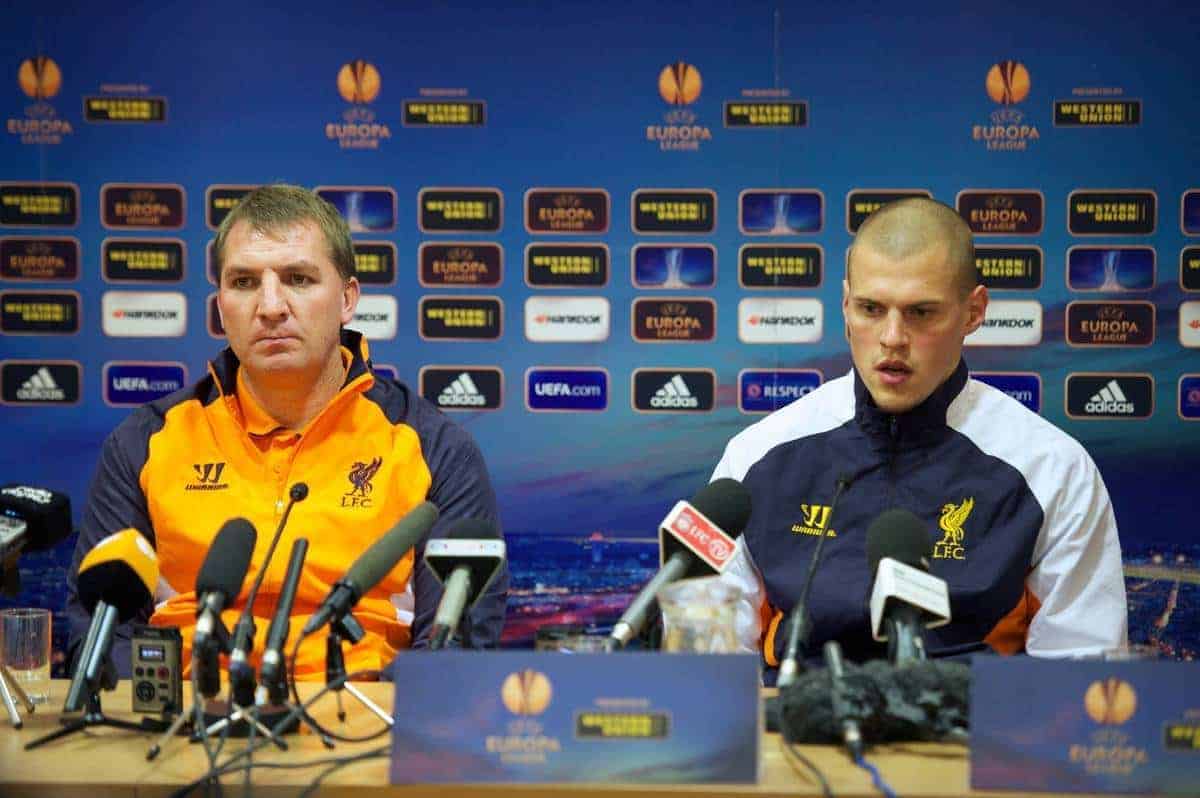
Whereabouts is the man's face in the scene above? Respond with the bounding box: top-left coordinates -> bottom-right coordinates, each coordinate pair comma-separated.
216,220 -> 359,386
843,243 -> 987,414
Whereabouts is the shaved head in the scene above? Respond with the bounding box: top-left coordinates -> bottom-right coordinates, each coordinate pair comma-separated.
849,198 -> 976,295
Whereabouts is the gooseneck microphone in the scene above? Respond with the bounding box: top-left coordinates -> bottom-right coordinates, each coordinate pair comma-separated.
192,519 -> 257,699
302,501 -> 440,636
866,508 -> 950,665
228,483 -> 308,706
258,537 -> 308,703
425,519 -> 506,650
776,474 -> 853,688
610,478 -> 752,649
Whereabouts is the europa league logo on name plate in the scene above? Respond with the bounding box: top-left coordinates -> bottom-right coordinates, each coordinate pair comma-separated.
1084,677 -> 1137,725
501,669 -> 552,716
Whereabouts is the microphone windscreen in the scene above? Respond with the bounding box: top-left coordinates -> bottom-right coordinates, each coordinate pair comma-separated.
196,517 -> 257,598
345,501 -> 439,593
866,508 -> 932,575
0,484 -> 72,552
693,478 -> 752,539
442,518 -> 500,541
77,528 -> 158,620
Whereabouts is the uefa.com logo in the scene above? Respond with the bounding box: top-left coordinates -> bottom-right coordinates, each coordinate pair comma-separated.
102,361 -> 187,407
971,371 -> 1042,414
525,367 -> 608,412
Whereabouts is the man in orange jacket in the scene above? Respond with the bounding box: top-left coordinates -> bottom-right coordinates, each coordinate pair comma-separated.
66,184 -> 507,679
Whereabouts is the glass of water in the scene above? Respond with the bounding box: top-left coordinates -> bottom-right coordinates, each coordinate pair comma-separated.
1,607 -> 52,704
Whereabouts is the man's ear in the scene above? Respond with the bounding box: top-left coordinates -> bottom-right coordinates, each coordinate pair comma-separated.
964,284 -> 988,335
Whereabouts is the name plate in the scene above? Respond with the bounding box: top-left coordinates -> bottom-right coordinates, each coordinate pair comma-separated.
390,651 -> 760,784
971,657 -> 1200,793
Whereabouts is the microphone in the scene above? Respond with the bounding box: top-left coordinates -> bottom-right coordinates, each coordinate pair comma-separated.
302,501 -> 440,636
228,482 -> 308,706
0,484 -> 72,555
424,519 -> 506,650
823,640 -> 864,760
65,529 -> 158,713
866,509 -> 950,665
1,485 -> 72,594
609,478 -> 752,648
258,537 -> 308,703
777,474 -> 853,688
192,518 -> 257,699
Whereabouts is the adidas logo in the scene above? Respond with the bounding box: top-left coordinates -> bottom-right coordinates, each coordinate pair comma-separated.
651,374 -> 699,409
1085,379 -> 1134,415
16,367 -> 65,401
438,372 -> 487,407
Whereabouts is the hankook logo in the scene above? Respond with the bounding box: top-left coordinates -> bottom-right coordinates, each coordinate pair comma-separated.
347,294 -> 397,340
738,298 -> 822,343
964,300 -> 1042,347
524,296 -> 610,342
1179,301 -> 1200,348
101,291 -> 186,337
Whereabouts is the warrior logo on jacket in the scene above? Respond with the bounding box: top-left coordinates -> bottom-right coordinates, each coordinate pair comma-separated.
342,456 -> 383,508
934,497 -> 974,560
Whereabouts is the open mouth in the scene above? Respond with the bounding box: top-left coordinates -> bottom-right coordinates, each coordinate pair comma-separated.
876,361 -> 912,384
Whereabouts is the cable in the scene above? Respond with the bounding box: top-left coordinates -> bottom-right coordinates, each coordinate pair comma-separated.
854,753 -> 898,798
781,741 -> 835,798
298,745 -> 391,798
286,627 -> 391,744
169,668 -> 368,798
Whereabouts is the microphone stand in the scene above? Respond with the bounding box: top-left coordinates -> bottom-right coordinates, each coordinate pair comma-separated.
0,662 -> 35,729
195,618 -> 288,749
26,603 -> 145,750
323,613 -> 391,727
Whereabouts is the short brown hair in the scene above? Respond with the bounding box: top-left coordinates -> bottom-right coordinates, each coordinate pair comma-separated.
849,197 -> 976,295
211,184 -> 356,281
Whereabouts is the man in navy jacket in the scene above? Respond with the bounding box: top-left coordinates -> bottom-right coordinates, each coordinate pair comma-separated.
712,198 -> 1126,674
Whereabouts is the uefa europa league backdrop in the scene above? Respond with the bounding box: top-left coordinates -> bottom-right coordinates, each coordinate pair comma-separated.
2,1 -> 1198,664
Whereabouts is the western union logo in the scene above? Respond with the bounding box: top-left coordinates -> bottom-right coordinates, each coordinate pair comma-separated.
791,503 -> 835,537
934,497 -> 974,560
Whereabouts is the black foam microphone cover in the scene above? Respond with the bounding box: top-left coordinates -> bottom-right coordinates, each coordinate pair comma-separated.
196,517 -> 257,600
866,508 -> 933,575
0,484 -> 72,551
691,477 -> 753,539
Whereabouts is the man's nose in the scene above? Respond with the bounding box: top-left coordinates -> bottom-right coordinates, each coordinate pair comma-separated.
257,273 -> 288,318
879,310 -> 908,348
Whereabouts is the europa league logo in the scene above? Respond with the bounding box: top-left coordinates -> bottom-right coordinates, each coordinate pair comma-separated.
1084,677 -> 1137,725
501,669 -> 552,716
18,56 -> 61,101
337,59 -> 381,104
985,61 -> 1030,105
658,62 -> 702,106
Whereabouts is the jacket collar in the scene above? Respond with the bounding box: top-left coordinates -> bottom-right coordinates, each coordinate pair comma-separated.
853,358 -> 969,446
206,328 -> 374,415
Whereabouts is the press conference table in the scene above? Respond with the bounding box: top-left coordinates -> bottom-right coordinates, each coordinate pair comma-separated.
0,681 -> 1140,798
